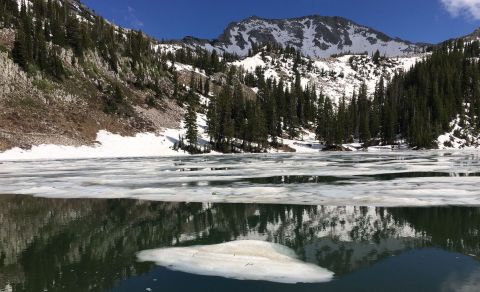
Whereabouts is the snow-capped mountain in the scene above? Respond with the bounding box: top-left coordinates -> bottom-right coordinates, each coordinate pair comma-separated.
184,15 -> 427,59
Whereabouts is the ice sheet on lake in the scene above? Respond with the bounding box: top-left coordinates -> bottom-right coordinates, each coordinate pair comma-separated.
137,240 -> 334,283
0,151 -> 479,207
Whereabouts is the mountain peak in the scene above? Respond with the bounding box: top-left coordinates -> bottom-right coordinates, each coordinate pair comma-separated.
186,15 -> 426,59
461,27 -> 480,42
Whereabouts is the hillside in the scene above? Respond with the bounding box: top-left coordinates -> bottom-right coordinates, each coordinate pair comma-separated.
0,0 -> 228,151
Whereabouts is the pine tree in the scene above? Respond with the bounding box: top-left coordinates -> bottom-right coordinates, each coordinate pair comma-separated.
315,91 -> 325,142
214,85 -> 234,151
253,102 -> 268,149
293,71 -> 304,125
232,82 -> 245,137
12,28 -> 28,70
206,95 -> 219,143
336,94 -> 347,144
66,13 -> 83,57
383,79 -> 398,145
358,83 -> 371,144
204,78 -> 210,96
372,49 -> 381,65
173,71 -> 179,99
370,77 -> 384,141
323,96 -> 335,145
350,90 -> 359,140
184,102 -> 198,149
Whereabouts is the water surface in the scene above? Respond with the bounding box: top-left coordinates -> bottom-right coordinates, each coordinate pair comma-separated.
1,151 -> 480,291
0,196 -> 479,291
0,151 -> 479,206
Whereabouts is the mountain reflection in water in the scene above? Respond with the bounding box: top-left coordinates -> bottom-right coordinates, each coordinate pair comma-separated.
0,196 -> 479,291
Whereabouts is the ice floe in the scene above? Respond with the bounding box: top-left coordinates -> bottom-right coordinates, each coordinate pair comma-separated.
137,240 -> 334,283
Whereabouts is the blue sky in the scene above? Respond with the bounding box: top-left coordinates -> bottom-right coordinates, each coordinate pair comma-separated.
82,0 -> 480,44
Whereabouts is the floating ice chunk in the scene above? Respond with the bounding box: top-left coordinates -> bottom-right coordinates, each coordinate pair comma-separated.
137,240 -> 334,283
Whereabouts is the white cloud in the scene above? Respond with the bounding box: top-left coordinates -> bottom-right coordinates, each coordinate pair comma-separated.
441,0 -> 480,19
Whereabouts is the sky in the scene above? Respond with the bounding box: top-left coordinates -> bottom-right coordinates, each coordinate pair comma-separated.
81,0 -> 480,44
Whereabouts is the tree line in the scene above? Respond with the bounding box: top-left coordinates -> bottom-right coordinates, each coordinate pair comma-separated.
183,40 -> 480,152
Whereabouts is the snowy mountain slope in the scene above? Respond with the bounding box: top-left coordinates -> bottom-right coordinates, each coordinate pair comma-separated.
185,15 -> 427,59
455,27 -> 480,44
154,42 -> 424,105
232,50 -> 425,104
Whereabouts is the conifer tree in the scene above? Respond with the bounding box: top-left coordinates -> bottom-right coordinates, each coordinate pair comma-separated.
206,95 -> 218,143
315,91 -> 325,142
66,14 -> 83,57
323,96 -> 335,145
336,94 -> 347,144
358,83 -> 371,144
184,102 -> 198,149
204,78 -> 210,96
12,28 -> 28,70
372,49 -> 381,65
370,77 -> 385,140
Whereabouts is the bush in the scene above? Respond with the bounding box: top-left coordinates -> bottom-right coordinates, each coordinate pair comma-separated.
32,79 -> 54,93
103,84 -> 133,116
146,96 -> 156,108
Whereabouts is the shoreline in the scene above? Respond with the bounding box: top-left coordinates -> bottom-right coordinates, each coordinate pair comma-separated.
0,129 -> 479,162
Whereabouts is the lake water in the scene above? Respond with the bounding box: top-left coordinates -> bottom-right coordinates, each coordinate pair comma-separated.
0,151 -> 479,291
1,151 -> 480,206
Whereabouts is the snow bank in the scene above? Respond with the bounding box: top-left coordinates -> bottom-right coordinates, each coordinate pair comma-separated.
0,130 -> 188,161
137,240 -> 334,283
276,130 -> 324,153
0,120 -> 396,161
0,114 -> 214,161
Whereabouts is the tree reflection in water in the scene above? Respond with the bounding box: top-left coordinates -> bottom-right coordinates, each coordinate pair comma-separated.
0,195 -> 478,292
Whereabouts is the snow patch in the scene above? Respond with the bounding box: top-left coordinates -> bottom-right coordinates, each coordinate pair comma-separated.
437,116 -> 480,149
232,54 -> 266,71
